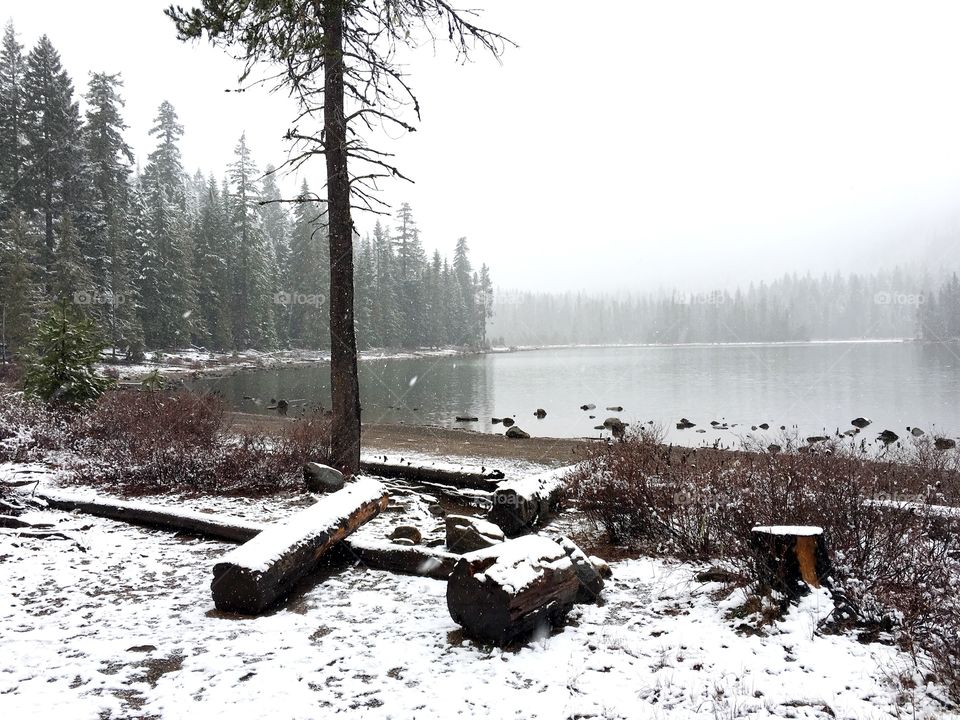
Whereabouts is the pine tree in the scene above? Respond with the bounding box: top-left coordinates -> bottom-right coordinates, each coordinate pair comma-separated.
286,182 -> 329,348
261,166 -> 290,346
140,101 -> 194,347
0,210 -> 39,356
227,133 -> 274,348
0,21 -> 26,217
192,174 -> 233,349
83,72 -> 141,358
23,299 -> 112,406
21,35 -> 84,281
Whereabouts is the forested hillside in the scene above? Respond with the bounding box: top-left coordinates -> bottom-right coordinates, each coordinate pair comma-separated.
0,22 -> 493,360
490,270 -> 960,346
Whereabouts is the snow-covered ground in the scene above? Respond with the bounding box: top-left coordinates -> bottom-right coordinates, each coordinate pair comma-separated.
99,347 -> 475,381
1,468 -> 955,719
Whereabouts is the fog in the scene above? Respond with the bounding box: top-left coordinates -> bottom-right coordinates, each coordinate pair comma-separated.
11,0 -> 960,292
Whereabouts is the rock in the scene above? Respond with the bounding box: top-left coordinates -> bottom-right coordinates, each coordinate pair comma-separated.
492,417 -> 503,424
851,417 -> 872,429
602,417 -> 627,440
842,428 -> 859,437
555,535 -> 605,603
593,425 -> 605,431
455,416 -> 479,422
505,426 -> 530,439
580,404 -> 596,411
388,525 -> 422,544
501,417 -> 515,428
767,443 -> 781,454
759,423 -> 770,430
588,415 -> 596,419
909,427 -> 925,437
445,514 -> 505,553
303,462 -> 345,493
934,437 -> 957,451
606,406 -> 623,412
676,418 -> 695,430
589,555 -> 612,579
878,429 -> 899,445
806,435 -> 829,444
710,420 -> 720,426
428,504 -> 446,517
534,408 -> 547,419
696,428 -> 706,433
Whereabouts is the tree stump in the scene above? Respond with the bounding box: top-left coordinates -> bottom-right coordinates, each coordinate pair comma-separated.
488,467 -> 569,536
750,525 -> 831,597
446,535 -> 579,646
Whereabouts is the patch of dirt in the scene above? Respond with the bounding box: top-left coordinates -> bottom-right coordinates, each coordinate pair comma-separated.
226,413 -> 593,467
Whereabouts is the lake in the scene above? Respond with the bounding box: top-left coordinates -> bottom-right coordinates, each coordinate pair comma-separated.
192,342 -> 960,447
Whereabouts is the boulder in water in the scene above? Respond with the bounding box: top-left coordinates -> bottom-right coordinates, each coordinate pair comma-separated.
534,408 -> 547,419
878,429 -> 899,445
851,417 -> 872,429
505,426 -> 530,439
501,417 -> 515,428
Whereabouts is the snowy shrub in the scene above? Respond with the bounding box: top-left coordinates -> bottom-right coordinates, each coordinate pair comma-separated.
568,431 -> 960,700
66,389 -> 331,495
0,389 -> 71,463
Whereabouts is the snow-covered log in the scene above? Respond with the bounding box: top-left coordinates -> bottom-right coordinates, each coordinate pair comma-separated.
360,455 -> 503,490
37,491 -> 264,543
446,535 -> 579,645
750,525 -> 832,597
212,478 -> 388,614
487,466 -> 572,536
339,537 -> 458,580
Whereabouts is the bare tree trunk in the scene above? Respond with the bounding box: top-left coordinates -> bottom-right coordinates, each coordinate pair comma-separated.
323,0 -> 361,476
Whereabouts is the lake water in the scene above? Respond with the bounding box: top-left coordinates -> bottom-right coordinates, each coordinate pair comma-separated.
192,342 -> 960,446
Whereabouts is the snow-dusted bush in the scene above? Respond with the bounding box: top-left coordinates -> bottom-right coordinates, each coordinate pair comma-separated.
0,389 -> 71,463
568,432 -> 960,700
65,389 -> 332,495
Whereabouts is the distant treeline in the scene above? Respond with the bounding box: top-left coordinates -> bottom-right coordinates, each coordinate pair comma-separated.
0,22 -> 492,360
489,269 -> 960,346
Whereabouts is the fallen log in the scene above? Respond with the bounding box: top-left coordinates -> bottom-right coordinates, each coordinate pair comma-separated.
446,535 -> 580,645
487,466 -> 572,536
360,455 -> 503,490
33,489 -> 456,582
750,525 -> 832,597
37,491 -> 264,543
338,537 -> 458,580
211,478 -> 388,614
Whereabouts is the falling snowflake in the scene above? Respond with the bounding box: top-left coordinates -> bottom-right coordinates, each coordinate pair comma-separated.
408,375 -> 418,387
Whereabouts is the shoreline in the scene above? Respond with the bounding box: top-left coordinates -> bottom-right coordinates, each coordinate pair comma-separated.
102,336 -> 930,382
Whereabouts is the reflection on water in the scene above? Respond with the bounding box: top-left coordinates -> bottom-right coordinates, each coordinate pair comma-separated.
192,342 -> 960,446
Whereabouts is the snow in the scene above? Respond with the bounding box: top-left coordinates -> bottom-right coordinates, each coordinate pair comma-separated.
464,535 -> 572,594
360,453 -> 504,479
218,477 -> 386,573
0,510 -> 953,719
752,525 -> 824,536
100,347 -> 481,381
496,465 -> 575,499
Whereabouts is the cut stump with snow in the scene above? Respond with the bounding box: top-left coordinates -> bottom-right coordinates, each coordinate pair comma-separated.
211,478 -> 388,614
750,525 -> 832,597
488,467 -> 570,536
446,535 -> 579,646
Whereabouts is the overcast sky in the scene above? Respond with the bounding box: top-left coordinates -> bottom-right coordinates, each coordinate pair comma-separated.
8,1 -> 960,292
